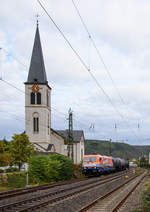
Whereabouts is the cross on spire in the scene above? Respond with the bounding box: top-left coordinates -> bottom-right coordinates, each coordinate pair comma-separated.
36,14 -> 40,26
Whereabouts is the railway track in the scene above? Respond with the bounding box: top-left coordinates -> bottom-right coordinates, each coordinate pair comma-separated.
79,170 -> 147,212
0,169 -> 138,212
0,169 -> 130,201
0,177 -> 87,200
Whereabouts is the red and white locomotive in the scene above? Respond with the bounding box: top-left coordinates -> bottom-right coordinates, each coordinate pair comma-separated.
82,154 -> 129,176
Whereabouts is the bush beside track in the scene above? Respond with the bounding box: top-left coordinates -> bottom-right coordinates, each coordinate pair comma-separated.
0,172 -> 27,189
0,154 -> 74,190
29,154 -> 74,184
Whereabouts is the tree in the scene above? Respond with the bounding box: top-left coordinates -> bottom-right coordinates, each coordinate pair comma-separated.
139,156 -> 148,168
29,154 -> 74,183
0,138 -> 12,166
10,132 -> 35,170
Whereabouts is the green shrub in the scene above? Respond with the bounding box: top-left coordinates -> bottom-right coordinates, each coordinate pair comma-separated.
29,154 -> 74,184
0,169 -> 4,173
1,172 -> 27,188
6,167 -> 19,173
49,154 -> 74,181
142,186 -> 150,211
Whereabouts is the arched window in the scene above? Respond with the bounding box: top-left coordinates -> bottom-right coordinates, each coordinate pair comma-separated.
31,92 -> 35,104
33,113 -> 39,133
37,92 -> 41,104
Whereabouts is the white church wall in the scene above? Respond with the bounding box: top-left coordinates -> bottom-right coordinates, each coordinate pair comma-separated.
51,131 -> 65,154
73,135 -> 85,164
25,84 -> 51,144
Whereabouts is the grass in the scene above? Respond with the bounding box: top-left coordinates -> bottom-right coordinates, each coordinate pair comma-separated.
0,185 -> 12,191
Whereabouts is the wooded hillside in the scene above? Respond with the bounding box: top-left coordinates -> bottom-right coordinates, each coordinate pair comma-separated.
85,140 -> 150,159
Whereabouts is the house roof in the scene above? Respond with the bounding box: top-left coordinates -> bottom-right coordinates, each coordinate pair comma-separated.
56,130 -> 84,143
25,23 -> 48,85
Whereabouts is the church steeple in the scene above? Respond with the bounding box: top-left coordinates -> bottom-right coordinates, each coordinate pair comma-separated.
26,23 -> 47,84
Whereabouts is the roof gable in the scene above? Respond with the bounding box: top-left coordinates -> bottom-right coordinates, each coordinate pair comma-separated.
56,130 -> 84,143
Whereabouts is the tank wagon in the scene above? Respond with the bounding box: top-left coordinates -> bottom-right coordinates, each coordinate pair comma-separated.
82,155 -> 129,176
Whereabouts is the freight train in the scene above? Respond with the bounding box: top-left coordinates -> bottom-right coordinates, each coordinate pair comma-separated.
82,155 -> 129,176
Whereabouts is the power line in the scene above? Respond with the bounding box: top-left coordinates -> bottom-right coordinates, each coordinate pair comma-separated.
0,78 -> 91,133
0,46 -> 90,131
71,0 -> 126,106
1,48 -> 28,71
36,0 -> 139,141
71,0 -> 143,138
0,45 -> 92,132
0,79 -> 25,94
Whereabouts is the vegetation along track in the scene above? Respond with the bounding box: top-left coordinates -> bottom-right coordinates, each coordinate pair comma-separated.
0,169 -> 137,212
0,177 -> 88,200
0,169 -> 131,200
79,170 -> 147,212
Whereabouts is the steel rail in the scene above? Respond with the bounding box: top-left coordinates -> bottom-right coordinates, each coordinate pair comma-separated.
112,172 -> 146,212
0,169 -> 130,200
0,171 -> 133,211
78,170 -> 146,212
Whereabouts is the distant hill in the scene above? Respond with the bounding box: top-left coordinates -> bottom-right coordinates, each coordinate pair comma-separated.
85,140 -> 150,159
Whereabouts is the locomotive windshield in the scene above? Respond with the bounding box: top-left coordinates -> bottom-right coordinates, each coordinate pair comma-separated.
84,157 -> 96,162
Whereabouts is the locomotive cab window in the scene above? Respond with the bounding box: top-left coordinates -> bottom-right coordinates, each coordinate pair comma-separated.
84,157 -> 96,162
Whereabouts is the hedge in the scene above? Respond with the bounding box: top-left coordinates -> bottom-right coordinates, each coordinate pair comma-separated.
0,172 -> 27,188
29,154 -> 74,184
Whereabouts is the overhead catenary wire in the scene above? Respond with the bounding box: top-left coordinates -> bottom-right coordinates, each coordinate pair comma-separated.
0,41 -> 94,133
0,77 -> 91,134
36,0 -> 139,141
72,0 -> 144,134
71,0 -> 126,106
71,0 -> 142,141
0,47 -> 90,131
1,48 -> 28,71
36,0 -> 120,111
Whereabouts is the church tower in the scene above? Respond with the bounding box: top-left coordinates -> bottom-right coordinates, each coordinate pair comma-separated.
25,22 -> 51,150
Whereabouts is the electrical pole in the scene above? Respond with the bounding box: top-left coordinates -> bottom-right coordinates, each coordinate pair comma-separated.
68,108 -> 74,162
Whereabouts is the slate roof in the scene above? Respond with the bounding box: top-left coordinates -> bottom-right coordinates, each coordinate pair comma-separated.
56,130 -> 84,143
25,23 -> 48,84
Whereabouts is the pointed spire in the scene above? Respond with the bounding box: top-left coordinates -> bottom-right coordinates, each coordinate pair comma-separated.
26,23 -> 48,84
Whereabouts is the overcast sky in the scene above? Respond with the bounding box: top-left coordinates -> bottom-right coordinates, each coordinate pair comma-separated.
1,0 -> 150,145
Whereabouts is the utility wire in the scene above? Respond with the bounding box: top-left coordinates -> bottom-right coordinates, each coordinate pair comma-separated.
1,48 -> 28,71
36,0 -> 119,111
0,79 -> 25,94
0,44 -> 92,132
71,0 -> 140,140
0,78 -> 91,133
71,0 -> 126,105
0,47 -> 89,131
37,0 -> 139,141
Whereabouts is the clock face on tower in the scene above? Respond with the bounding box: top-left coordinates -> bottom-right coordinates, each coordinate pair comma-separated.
32,85 -> 39,93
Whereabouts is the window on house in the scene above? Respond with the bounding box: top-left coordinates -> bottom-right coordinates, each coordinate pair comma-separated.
31,92 -> 35,104
33,117 -> 39,132
33,113 -> 39,133
30,92 -> 41,105
37,92 -> 41,104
